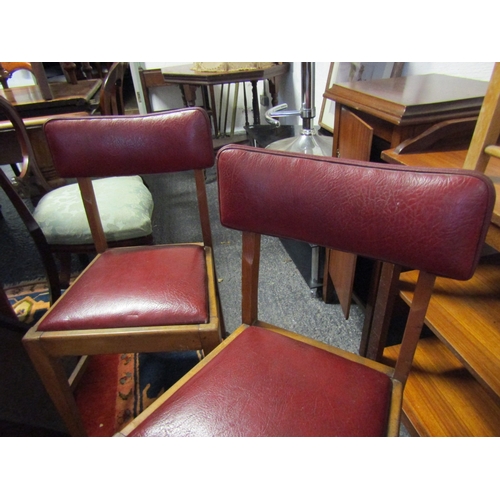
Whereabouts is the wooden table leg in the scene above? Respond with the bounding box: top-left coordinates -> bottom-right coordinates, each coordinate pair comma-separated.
251,81 -> 260,125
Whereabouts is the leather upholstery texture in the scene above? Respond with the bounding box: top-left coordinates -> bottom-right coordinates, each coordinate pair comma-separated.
44,108 -> 214,178
128,326 -> 393,437
39,245 -> 208,331
217,145 -> 495,281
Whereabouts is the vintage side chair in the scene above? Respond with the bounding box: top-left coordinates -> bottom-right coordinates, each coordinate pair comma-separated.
117,145 -> 494,437
23,108 -> 223,436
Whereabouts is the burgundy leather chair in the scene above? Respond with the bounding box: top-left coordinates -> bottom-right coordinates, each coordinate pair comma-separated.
116,145 -> 494,437
23,108 -> 223,436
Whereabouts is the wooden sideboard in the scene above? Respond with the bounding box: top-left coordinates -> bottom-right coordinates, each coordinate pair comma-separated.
325,73 -> 489,152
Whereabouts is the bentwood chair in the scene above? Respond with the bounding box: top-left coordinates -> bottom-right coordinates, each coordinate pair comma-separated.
0,168 -> 81,434
116,145 -> 494,437
23,108 -> 223,436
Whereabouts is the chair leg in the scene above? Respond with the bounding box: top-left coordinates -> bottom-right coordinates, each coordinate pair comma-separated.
200,329 -> 222,355
22,334 -> 87,436
57,253 -> 72,289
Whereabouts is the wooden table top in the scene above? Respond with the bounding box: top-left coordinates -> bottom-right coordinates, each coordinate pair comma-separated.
325,74 -> 489,126
0,79 -> 102,117
160,63 -> 290,85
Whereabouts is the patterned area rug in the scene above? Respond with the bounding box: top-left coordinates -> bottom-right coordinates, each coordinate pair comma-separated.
6,282 -> 202,436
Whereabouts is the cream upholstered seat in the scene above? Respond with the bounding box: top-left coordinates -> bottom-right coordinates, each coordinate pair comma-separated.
33,176 -> 153,245
0,63 -> 155,285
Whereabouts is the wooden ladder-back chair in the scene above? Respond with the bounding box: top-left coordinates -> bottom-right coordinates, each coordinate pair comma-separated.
117,145 -> 494,437
23,108 -> 223,436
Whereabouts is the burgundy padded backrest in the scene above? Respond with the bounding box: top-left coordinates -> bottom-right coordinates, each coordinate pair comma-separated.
43,107 -> 214,178
216,145 -> 495,281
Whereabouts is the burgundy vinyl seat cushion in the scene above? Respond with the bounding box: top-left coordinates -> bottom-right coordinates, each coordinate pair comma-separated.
39,245 -> 208,331
128,327 -> 393,437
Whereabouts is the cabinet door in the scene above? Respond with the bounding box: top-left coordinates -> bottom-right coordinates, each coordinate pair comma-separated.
324,107 -> 373,319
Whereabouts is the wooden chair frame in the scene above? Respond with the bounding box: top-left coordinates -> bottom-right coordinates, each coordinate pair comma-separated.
22,108 -> 223,436
117,145 -> 494,437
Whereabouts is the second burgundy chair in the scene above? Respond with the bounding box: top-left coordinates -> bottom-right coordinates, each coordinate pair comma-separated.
116,145 -> 494,437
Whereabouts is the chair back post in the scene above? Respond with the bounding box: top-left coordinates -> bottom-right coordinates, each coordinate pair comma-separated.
76,178 -> 108,254
241,231 -> 261,326
392,270 -> 436,385
194,169 -> 213,248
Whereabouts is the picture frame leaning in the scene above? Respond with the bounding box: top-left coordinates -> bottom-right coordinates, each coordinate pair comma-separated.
319,62 -> 405,133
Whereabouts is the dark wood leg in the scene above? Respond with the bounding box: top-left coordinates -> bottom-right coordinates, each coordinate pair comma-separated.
268,78 -> 279,106
181,84 -> 197,107
22,335 -> 87,436
251,81 -> 260,125
208,85 -> 219,138
243,85 -> 249,128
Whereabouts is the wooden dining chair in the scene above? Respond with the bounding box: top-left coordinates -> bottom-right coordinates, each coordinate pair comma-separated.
0,64 -> 154,286
22,108 -> 223,436
116,145 -> 494,437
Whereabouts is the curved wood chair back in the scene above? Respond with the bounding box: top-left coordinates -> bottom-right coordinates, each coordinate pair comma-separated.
0,96 -> 54,196
99,62 -> 126,116
0,167 -> 61,304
